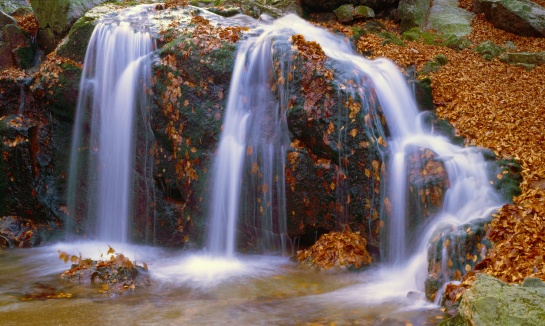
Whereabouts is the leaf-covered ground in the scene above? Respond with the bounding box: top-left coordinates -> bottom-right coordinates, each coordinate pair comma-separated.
347,14 -> 545,283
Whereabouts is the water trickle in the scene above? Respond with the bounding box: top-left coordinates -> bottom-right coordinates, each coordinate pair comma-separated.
206,26 -> 291,257
67,5 -> 156,243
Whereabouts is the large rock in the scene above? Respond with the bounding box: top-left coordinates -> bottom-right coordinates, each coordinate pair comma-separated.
477,0 -> 545,37
426,0 -> 474,36
30,0 -> 111,38
285,34 -> 385,251
0,0 -> 30,15
458,273 -> 545,325
398,0 -> 432,32
198,0 -> 303,18
301,0 -> 398,14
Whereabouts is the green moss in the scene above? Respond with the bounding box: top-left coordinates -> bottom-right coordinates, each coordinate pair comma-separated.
13,45 -> 35,69
444,34 -> 471,50
56,16 -> 97,63
473,41 -> 505,60
378,31 -> 405,46
333,4 -> 354,23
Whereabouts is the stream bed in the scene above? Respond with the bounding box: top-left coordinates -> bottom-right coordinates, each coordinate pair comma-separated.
0,242 -> 446,325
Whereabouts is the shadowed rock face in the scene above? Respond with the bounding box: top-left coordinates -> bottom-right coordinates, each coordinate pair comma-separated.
477,0 -> 545,37
301,0 -> 398,13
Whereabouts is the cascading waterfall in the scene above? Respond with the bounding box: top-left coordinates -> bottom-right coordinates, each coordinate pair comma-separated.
67,5 -> 156,243
206,13 -> 503,296
206,26 -> 291,257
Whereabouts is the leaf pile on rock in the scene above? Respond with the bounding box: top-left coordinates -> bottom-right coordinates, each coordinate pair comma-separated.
59,246 -> 150,296
165,0 -> 188,9
296,229 -> 373,271
15,13 -> 39,36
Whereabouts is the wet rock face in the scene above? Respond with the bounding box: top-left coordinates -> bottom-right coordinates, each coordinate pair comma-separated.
150,16 -> 240,246
425,217 -> 492,301
283,35 -> 385,250
0,215 -> 56,247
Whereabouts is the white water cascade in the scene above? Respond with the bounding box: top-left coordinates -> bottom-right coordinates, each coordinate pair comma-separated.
206,24 -> 291,257
67,5 -> 156,243
206,13 -> 503,297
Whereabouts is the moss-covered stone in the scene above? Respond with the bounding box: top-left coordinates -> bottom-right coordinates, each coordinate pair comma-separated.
444,34 -> 471,50
473,40 -> 505,60
334,4 -> 354,23
457,273 -> 545,325
354,5 -> 374,19
426,0 -> 474,37
398,0 -> 431,32
500,52 -> 545,65
0,0 -> 30,15
30,0 -> 110,37
56,15 -> 97,63
478,0 -> 545,37
420,54 -> 449,75
31,59 -> 82,121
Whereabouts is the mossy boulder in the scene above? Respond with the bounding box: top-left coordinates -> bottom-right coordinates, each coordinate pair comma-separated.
0,0 -> 30,15
500,52 -> 545,66
398,0 -> 432,32
426,0 -> 474,36
56,16 -> 97,63
334,4 -> 355,22
473,40 -> 505,60
2,23 -> 36,69
457,273 -> 545,325
477,0 -> 545,37
30,0 -> 111,38
31,56 -> 82,121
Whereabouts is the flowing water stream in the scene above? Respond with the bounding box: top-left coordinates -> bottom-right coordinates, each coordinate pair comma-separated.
67,5 -> 156,243
0,5 -> 506,325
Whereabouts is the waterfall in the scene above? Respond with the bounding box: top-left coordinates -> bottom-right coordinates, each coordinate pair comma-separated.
67,5 -> 156,243
206,26 -> 291,257
206,14 -> 503,295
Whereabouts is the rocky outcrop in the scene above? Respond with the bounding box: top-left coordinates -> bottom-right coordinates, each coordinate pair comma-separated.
0,0 -> 30,15
195,0 -> 303,18
301,0 -> 398,13
457,274 -> 545,325
333,4 -> 375,22
0,215 -> 56,247
476,0 -> 545,37
427,0 -> 474,36
398,0 -> 431,32
30,0 -> 110,39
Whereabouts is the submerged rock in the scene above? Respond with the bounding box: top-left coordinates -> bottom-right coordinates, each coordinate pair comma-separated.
59,247 -> 150,296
